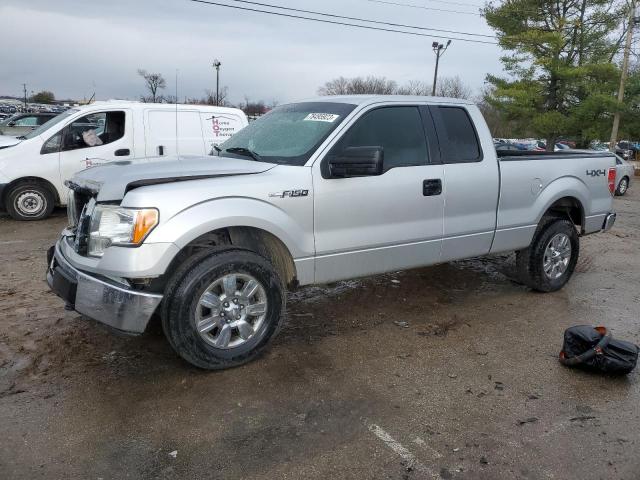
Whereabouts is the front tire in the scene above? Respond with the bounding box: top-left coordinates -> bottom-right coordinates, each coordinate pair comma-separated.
162,249 -> 285,370
6,182 -> 55,221
615,177 -> 629,196
516,218 -> 579,293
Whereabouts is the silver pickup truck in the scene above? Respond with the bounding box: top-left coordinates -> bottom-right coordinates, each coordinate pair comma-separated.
47,96 -> 617,369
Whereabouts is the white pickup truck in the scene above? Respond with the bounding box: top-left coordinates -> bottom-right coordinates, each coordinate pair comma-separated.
47,96 -> 617,369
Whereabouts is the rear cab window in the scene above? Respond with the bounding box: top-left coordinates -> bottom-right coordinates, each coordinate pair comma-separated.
430,106 -> 483,164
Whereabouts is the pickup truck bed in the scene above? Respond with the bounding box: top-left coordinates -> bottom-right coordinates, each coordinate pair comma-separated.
493,150 -> 615,253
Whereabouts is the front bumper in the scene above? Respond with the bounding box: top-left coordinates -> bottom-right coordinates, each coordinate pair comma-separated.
47,240 -> 163,334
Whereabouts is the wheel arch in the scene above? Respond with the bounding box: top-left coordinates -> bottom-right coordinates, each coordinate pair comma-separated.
2,176 -> 60,207
163,225 -> 299,289
541,196 -> 585,233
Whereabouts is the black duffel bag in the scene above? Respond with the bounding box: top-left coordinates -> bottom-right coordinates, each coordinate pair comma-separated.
559,326 -> 639,375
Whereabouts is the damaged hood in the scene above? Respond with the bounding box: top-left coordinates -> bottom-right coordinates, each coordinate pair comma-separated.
67,156 -> 277,201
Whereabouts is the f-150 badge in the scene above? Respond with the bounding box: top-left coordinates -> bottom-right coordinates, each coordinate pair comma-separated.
269,190 -> 309,198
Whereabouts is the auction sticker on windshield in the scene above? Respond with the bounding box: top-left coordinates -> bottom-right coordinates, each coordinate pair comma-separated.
304,113 -> 340,122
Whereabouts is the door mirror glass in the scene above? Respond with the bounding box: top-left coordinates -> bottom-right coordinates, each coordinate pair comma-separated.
328,146 -> 384,178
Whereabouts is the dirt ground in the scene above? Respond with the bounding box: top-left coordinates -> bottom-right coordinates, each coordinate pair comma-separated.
1,188 -> 639,480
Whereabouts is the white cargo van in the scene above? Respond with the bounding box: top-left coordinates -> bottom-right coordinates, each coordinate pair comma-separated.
0,101 -> 248,220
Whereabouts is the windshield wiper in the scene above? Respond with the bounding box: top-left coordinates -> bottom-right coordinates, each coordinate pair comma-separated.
225,147 -> 262,162
212,144 -> 222,152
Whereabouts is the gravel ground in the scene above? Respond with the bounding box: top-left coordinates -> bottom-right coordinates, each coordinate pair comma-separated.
1,188 -> 639,480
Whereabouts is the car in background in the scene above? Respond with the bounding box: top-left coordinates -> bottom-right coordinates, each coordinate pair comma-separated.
616,146 -> 633,161
617,141 -> 640,154
0,112 -> 58,137
0,105 -> 18,115
614,154 -> 634,196
532,142 -> 572,152
0,101 -> 249,220
495,142 -> 525,152
589,141 -> 608,151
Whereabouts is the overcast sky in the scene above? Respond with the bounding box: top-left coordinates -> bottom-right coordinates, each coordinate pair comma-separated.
0,0 -> 503,105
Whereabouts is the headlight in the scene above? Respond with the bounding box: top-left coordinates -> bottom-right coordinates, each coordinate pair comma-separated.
88,205 -> 159,257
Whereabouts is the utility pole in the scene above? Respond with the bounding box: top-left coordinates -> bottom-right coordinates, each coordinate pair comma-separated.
22,83 -> 27,110
431,40 -> 451,96
213,59 -> 222,106
610,1 -> 638,151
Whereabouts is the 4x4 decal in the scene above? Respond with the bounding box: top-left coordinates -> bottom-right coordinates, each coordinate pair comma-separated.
586,169 -> 606,177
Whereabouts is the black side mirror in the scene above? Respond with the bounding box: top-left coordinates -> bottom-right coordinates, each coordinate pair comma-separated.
7,122 -> 15,127
328,146 -> 384,178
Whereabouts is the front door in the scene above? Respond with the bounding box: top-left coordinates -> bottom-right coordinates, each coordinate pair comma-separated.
312,105 -> 444,284
59,109 -> 133,185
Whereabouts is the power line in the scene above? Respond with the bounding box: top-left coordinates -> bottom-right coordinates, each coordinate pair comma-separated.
364,0 -> 482,16
421,0 -> 484,7
220,0 -> 494,38
189,0 -> 498,44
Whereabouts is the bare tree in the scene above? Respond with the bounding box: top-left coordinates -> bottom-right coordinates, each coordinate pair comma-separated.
137,69 -> 166,103
436,76 -> 473,99
239,96 -> 267,117
318,76 -> 397,95
318,76 -> 350,95
319,75 -> 473,99
204,87 -> 230,106
396,80 -> 431,96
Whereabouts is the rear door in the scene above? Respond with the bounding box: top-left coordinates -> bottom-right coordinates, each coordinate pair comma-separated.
144,109 -> 205,157
312,104 -> 445,283
429,105 -> 499,261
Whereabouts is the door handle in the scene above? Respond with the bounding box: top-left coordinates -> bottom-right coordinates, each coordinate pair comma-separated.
114,148 -> 130,157
423,179 -> 442,196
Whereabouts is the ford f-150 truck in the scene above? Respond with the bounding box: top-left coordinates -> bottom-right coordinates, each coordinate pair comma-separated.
46,96 -> 618,369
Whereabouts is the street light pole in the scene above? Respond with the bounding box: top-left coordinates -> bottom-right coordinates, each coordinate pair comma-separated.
213,59 -> 222,106
431,40 -> 451,96
609,1 -> 638,151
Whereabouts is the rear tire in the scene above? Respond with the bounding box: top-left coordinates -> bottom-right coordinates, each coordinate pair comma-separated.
516,218 -> 579,293
615,177 -> 629,196
6,181 -> 55,221
161,248 -> 285,370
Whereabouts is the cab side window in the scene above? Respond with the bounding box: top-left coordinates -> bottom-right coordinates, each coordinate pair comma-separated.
62,111 -> 125,151
432,106 -> 482,163
330,106 -> 429,170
